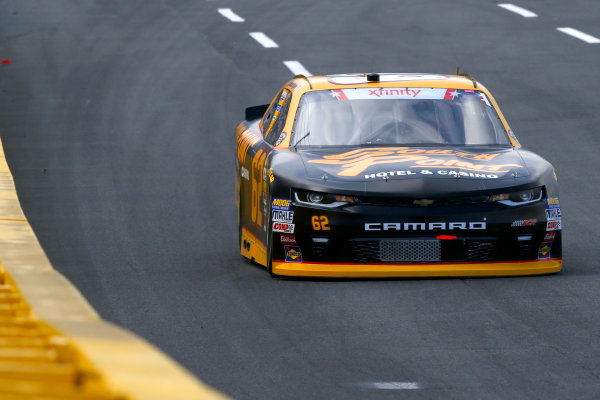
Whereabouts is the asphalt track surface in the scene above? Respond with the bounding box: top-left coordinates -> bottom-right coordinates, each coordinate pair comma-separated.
1,1 -> 599,399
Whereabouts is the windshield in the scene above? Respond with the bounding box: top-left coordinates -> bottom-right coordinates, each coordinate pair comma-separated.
290,88 -> 510,147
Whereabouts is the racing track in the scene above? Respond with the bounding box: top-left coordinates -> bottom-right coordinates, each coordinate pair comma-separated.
1,1 -> 599,398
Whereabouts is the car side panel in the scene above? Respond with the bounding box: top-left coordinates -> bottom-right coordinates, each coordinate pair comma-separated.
235,121 -> 271,266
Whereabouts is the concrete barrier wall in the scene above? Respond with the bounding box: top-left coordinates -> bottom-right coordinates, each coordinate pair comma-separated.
0,137 -> 228,399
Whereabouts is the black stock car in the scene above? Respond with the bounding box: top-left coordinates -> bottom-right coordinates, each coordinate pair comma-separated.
235,73 -> 562,277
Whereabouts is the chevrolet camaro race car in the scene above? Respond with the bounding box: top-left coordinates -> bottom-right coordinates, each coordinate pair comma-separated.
235,73 -> 562,277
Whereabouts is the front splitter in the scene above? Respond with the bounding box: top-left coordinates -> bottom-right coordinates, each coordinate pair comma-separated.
271,258 -> 562,277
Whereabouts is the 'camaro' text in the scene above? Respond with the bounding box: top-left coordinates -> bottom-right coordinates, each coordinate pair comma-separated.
364,222 -> 487,231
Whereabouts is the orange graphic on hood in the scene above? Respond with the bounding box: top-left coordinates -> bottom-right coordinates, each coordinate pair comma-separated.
308,147 -> 523,177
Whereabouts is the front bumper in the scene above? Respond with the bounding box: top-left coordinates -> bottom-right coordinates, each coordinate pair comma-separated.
270,197 -> 562,277
272,259 -> 562,277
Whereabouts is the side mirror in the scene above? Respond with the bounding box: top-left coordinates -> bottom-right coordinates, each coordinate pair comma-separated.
245,104 -> 269,121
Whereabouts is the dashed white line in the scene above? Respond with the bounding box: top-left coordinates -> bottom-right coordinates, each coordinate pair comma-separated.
557,27 -> 600,43
249,32 -> 279,48
360,382 -> 421,390
283,61 -> 312,76
497,3 -> 537,18
218,8 -> 244,23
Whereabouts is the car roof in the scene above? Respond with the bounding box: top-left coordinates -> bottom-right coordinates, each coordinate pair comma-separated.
289,73 -> 483,91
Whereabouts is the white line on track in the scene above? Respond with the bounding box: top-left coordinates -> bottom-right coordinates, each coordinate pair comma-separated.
218,8 -> 244,23
557,27 -> 600,44
497,3 -> 537,18
249,32 -> 279,48
359,382 -> 421,390
283,61 -> 312,76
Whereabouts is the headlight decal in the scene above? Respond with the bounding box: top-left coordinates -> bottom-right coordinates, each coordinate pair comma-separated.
294,190 -> 358,208
492,187 -> 543,206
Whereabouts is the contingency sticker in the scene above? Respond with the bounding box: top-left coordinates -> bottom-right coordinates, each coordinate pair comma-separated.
273,222 -> 295,233
272,210 -> 294,223
546,220 -> 561,231
544,231 -> 556,241
280,234 -> 296,244
545,198 -> 560,209
511,219 -> 537,227
284,245 -> 302,263
538,241 -> 553,259
544,198 -> 562,231
545,208 -> 561,222
272,198 -> 292,211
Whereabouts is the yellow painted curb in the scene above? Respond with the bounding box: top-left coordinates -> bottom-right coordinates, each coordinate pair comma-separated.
0,137 -> 229,399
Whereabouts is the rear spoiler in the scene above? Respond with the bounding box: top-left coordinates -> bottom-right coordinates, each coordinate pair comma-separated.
245,104 -> 269,121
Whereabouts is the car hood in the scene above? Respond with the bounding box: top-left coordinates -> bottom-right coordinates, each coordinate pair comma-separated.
299,146 -> 529,182
288,146 -> 534,197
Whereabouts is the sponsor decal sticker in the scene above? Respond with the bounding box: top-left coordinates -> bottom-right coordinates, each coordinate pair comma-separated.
272,198 -> 292,211
546,220 -> 561,231
284,245 -> 302,263
538,241 -> 553,259
280,234 -> 297,244
545,198 -> 560,209
272,210 -> 294,223
544,231 -> 556,241
511,219 -> 537,227
240,166 -> 250,180
365,221 -> 486,231
308,147 -> 522,178
273,222 -> 295,233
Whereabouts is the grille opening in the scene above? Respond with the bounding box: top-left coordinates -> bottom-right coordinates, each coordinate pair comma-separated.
347,237 -> 502,263
349,239 -> 442,263
380,239 -> 441,262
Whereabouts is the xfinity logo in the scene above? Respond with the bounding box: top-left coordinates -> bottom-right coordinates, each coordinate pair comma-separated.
364,222 -> 487,231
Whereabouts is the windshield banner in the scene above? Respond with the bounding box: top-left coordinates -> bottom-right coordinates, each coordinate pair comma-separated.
330,88 -> 490,106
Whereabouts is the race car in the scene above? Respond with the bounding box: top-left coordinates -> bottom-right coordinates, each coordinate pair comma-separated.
235,73 -> 562,277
